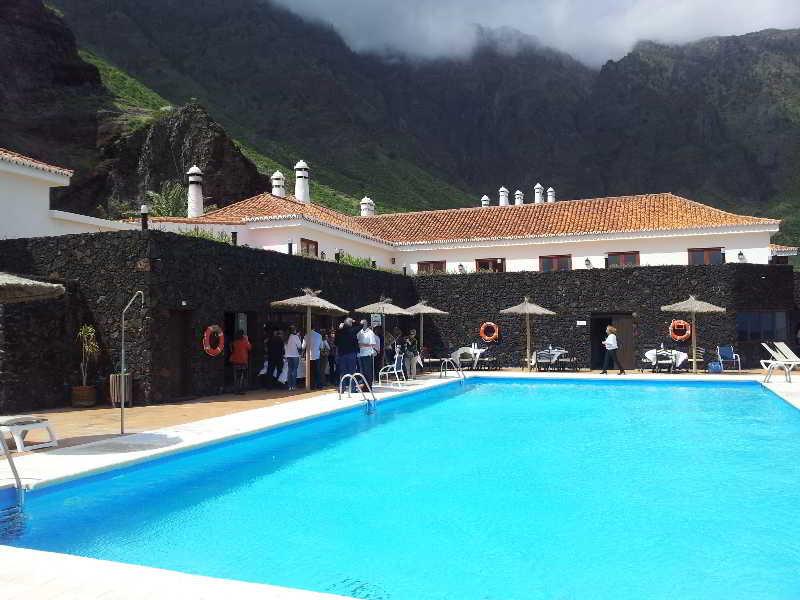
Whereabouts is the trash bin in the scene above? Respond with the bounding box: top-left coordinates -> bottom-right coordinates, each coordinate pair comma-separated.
109,373 -> 133,407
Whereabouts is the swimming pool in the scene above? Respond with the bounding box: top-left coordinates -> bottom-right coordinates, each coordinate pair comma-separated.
4,378 -> 800,599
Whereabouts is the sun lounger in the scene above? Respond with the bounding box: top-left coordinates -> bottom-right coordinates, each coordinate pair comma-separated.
760,343 -> 800,383
775,342 -> 800,363
0,415 -> 58,452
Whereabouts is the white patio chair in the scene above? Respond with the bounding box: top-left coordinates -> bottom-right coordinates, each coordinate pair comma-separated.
760,343 -> 800,383
0,415 -> 58,452
378,353 -> 407,388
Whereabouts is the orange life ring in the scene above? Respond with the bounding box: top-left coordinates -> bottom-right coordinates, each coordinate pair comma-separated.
479,321 -> 500,343
203,325 -> 225,357
669,319 -> 692,342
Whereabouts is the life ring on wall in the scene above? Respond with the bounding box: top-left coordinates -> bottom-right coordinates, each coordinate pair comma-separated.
669,319 -> 692,342
203,325 -> 225,357
479,321 -> 500,343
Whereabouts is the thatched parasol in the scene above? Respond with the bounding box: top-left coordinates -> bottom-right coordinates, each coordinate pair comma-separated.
405,300 -> 448,350
0,273 -> 65,304
271,289 -> 348,390
661,295 -> 725,373
500,296 -> 556,371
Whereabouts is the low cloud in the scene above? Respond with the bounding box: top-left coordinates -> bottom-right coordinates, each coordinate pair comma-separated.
270,0 -> 800,65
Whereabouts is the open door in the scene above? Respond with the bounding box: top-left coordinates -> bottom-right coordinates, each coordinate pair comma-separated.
590,313 -> 634,370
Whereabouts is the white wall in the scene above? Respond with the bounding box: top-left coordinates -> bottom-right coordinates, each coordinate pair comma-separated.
399,230 -> 775,273
0,162 -> 131,239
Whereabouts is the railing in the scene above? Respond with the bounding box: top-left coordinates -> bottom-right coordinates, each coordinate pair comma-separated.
439,358 -> 465,382
339,373 -> 377,413
0,434 -> 24,507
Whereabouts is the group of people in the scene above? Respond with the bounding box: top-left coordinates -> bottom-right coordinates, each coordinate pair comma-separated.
259,318 -> 421,391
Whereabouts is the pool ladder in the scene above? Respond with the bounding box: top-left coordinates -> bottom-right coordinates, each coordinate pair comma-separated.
439,358 -> 466,383
338,373 -> 377,413
0,433 -> 24,508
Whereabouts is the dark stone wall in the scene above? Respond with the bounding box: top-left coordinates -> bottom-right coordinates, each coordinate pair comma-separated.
0,231 -> 414,408
412,264 -> 797,369
0,232 -> 153,411
0,230 -> 796,412
0,297 -> 69,413
146,232 -> 415,400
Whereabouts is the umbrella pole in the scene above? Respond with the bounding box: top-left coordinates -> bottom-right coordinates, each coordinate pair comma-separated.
526,312 -> 531,372
306,306 -> 312,391
419,314 -> 424,354
691,312 -> 697,375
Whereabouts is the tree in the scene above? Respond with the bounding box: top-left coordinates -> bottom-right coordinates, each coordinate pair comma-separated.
146,181 -> 188,217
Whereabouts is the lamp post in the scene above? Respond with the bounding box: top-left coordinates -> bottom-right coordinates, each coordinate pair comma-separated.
120,290 -> 144,435
140,204 -> 149,230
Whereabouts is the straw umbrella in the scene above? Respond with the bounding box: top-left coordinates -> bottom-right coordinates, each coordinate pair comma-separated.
354,297 -> 412,368
271,288 -> 348,391
500,296 -> 556,371
0,272 -> 64,304
661,295 -> 725,373
405,300 -> 449,351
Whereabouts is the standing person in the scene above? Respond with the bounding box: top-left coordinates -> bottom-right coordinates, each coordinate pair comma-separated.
230,330 -> 252,394
284,325 -> 302,391
373,325 -> 384,369
335,317 -> 359,388
326,331 -> 338,385
302,325 -> 323,389
266,328 -> 285,388
601,325 -> 626,375
357,320 -> 378,383
405,328 -> 420,380
383,326 -> 396,366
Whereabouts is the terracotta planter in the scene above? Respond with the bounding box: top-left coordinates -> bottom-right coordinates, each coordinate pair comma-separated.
71,385 -> 97,408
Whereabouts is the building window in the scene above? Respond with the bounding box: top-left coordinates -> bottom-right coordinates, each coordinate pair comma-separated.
300,238 -> 318,257
736,311 -> 788,342
605,251 -> 640,268
417,261 -> 446,274
539,255 -> 572,272
688,247 -> 724,265
476,258 -> 505,273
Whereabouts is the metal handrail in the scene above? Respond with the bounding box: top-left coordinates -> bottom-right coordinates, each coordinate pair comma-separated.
0,435 -> 24,506
439,358 -> 465,381
339,373 -> 377,412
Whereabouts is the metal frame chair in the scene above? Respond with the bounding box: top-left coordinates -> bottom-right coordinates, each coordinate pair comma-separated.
717,345 -> 741,372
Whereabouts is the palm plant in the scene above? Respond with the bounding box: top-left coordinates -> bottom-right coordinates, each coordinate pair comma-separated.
77,325 -> 100,387
146,181 -> 188,217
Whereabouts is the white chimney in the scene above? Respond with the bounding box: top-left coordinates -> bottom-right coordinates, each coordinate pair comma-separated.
294,160 -> 310,204
514,190 -> 524,205
547,187 -> 556,203
271,170 -> 286,198
499,186 -> 509,206
186,165 -> 203,218
360,196 -> 375,217
534,182 -> 544,204
480,194 -> 490,207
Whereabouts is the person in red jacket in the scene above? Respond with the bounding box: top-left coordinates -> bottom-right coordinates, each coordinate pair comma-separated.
230,330 -> 252,394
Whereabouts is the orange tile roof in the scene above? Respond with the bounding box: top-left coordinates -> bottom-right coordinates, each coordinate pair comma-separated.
357,193 -> 779,245
152,192 -> 779,246
0,147 -> 73,177
769,243 -> 798,255
150,192 -> 385,242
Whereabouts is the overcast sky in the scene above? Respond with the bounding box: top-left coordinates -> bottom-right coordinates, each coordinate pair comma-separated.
271,0 -> 800,65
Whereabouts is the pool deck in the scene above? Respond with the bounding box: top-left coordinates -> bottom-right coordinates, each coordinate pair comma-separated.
2,370 -> 799,599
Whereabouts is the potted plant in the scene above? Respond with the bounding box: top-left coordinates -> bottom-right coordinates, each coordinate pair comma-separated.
72,324 -> 100,407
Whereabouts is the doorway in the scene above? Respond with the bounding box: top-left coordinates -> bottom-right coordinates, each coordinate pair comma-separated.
165,310 -> 193,399
590,313 -> 635,370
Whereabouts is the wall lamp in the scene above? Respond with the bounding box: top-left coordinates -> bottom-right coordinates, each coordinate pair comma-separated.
738,250 -> 746,263
584,258 -> 592,269
140,204 -> 149,231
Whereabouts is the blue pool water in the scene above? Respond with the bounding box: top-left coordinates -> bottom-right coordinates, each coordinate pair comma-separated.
4,379 -> 800,599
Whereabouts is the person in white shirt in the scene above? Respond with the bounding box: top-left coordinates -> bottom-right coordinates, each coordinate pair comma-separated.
601,325 -> 625,375
284,325 -> 303,390
302,327 -> 324,389
357,320 -> 378,383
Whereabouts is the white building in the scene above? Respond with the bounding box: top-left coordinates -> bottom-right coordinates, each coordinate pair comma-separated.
0,148 -> 132,239
150,162 -> 796,272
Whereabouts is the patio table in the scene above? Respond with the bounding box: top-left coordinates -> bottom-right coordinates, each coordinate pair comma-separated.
644,349 -> 689,369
